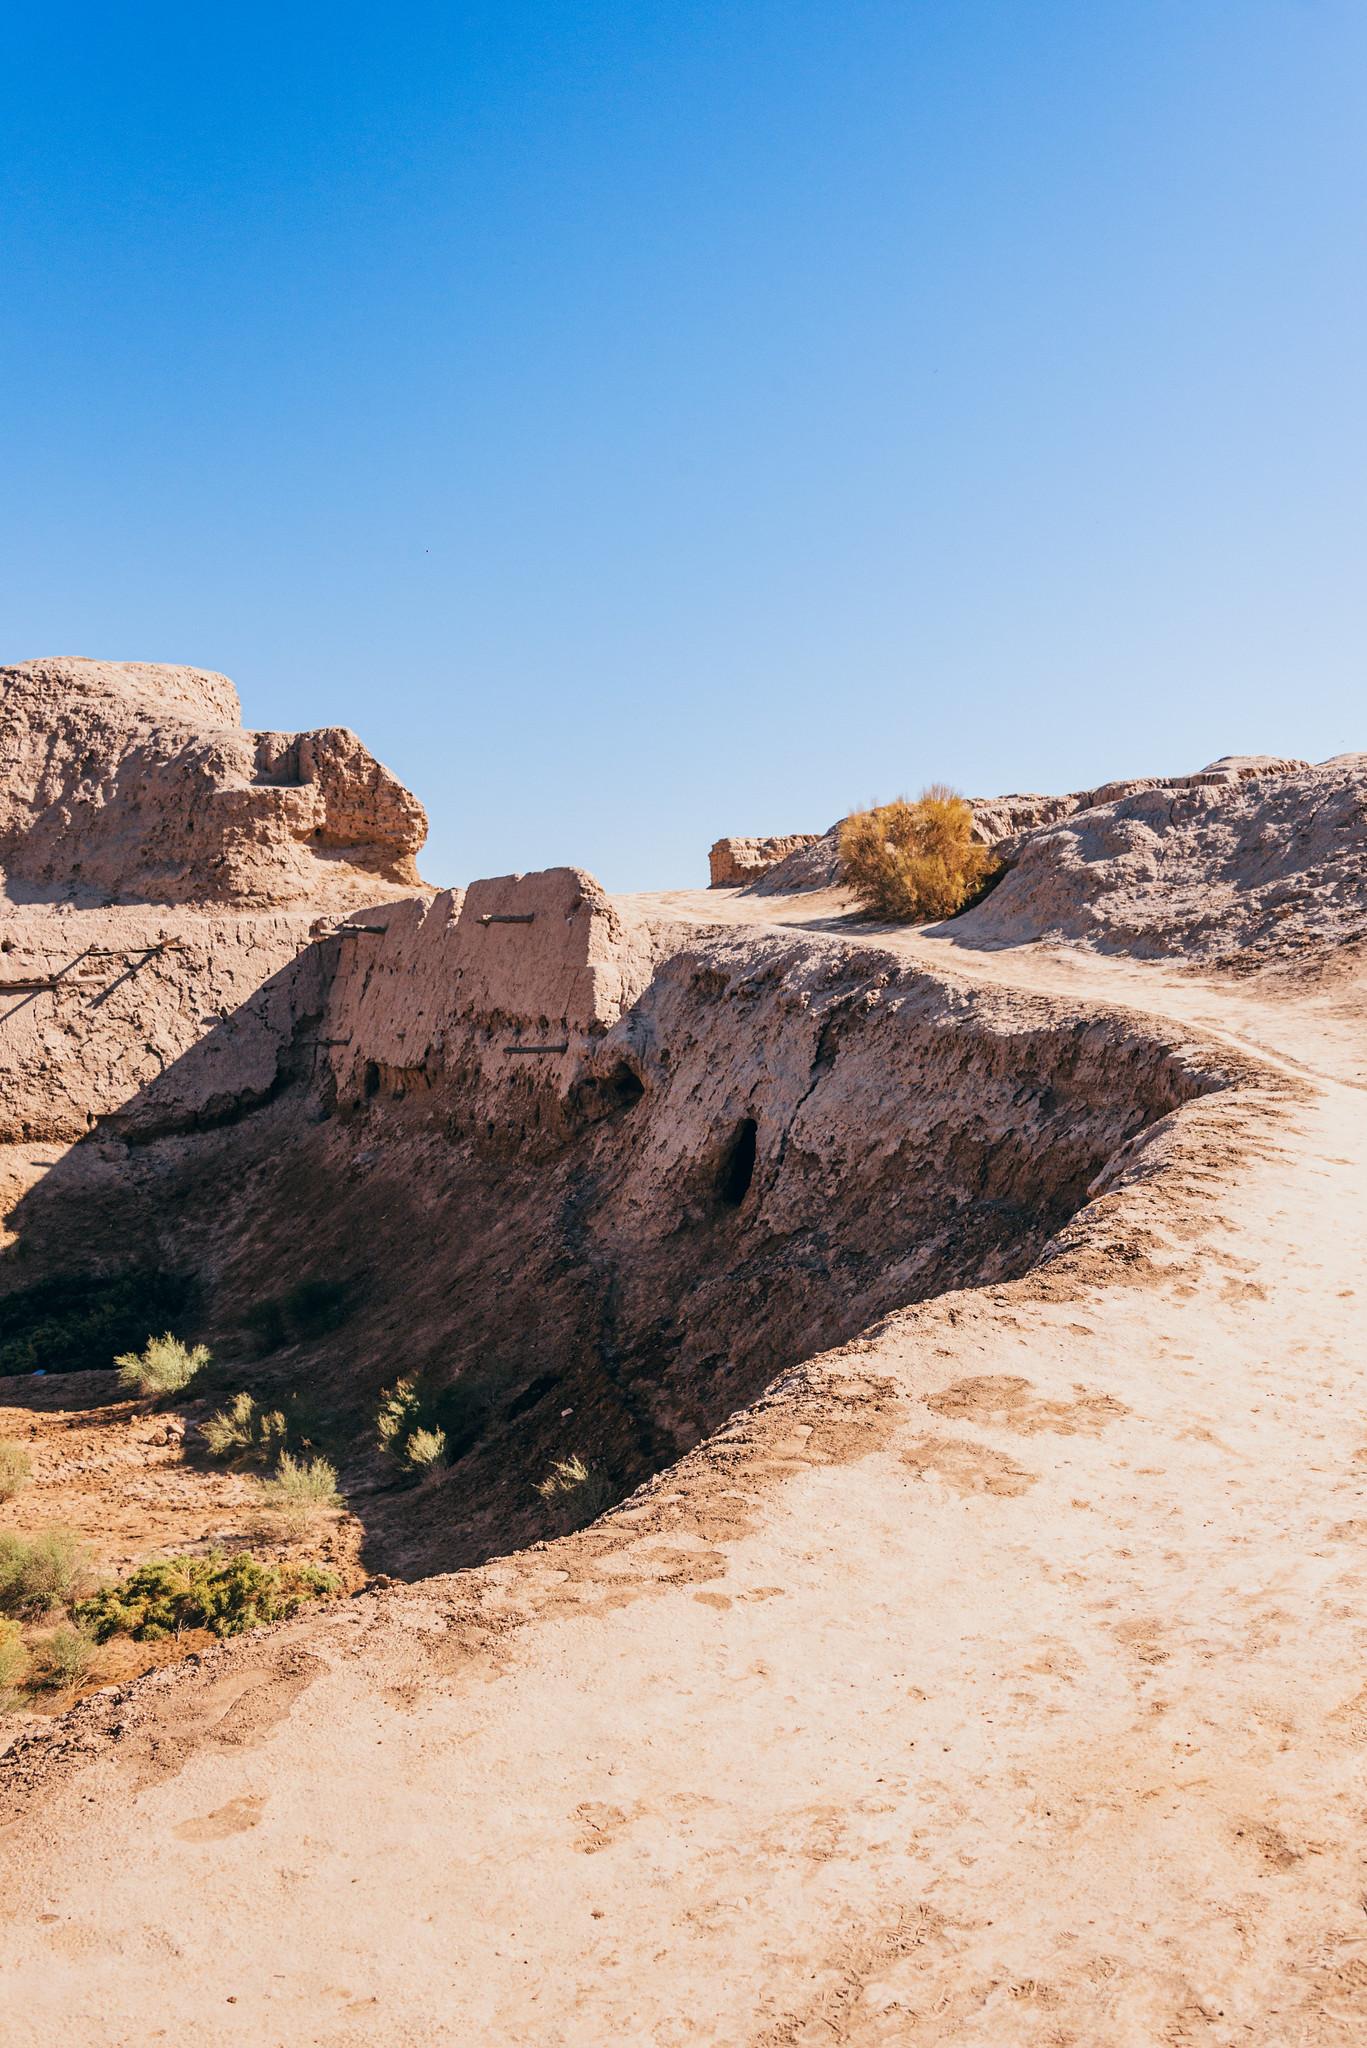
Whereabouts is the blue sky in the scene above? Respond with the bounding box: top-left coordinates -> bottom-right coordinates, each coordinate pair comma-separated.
3,3 -> 1364,890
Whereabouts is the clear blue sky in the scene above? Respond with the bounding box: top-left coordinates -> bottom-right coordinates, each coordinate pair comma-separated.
3,3 -> 1364,891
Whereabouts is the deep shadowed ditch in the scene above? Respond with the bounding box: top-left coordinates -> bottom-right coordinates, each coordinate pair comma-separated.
0,928 -> 1225,1579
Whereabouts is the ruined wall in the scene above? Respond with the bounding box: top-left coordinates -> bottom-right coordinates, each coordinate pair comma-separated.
0,658 -> 426,908
708,835 -> 820,888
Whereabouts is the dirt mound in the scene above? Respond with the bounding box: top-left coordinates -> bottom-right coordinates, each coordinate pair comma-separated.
953,757 -> 1367,959
0,656 -> 426,909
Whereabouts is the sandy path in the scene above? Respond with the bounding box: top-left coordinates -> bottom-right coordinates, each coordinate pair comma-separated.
3,899 -> 1366,2045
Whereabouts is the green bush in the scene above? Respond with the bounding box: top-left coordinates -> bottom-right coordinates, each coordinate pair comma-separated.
0,1618 -> 28,1711
201,1391 -> 288,1462
375,1377 -> 425,1454
0,1527 -> 88,1617
201,1389 -> 335,1465
115,1332 -> 211,1399
536,1453 -> 614,1527
377,1375 -> 491,1471
0,1269 -> 195,1378
75,1552 -> 339,1642
403,1426 -> 447,1471
256,1453 -> 342,1535
839,787 -> 998,922
0,1440 -> 32,1502
28,1623 -> 95,1693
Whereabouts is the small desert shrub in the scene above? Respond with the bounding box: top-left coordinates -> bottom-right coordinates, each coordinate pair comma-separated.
116,1332 -> 210,1399
202,1389 -> 335,1465
256,1453 -> 342,1535
375,1379 -> 443,1469
375,1377 -> 426,1454
201,1391 -> 289,1462
403,1426 -> 448,1472
0,1618 -> 28,1710
76,1552 -> 339,1642
839,787 -> 998,922
28,1623 -> 95,1693
0,1440 -> 32,1502
378,1372 -> 495,1473
536,1453 -> 614,1526
0,1527 -> 88,1617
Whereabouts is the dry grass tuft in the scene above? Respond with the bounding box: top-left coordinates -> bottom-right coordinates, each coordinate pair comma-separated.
0,1527 -> 90,1617
256,1452 -> 342,1537
0,1441 -> 32,1503
536,1453 -> 615,1527
839,786 -> 998,922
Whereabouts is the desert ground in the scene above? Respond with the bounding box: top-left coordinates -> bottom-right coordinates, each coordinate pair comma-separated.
2,660 -> 1366,2045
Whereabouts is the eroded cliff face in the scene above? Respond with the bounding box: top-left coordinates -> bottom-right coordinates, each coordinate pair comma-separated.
0,850 -> 1234,1575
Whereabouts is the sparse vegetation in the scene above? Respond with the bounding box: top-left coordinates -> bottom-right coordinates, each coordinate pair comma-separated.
376,1376 -> 425,1453
0,1440 -> 33,1502
536,1453 -> 614,1527
375,1373 -> 491,1472
116,1331 -> 210,1399
28,1622 -> 95,1692
75,1552 -> 339,1642
201,1390 -> 289,1462
0,1527 -> 89,1617
256,1452 -> 342,1535
404,1426 -> 448,1471
376,1378 -> 449,1470
200,1387 -> 337,1466
839,787 -> 998,922
0,1618 -> 28,1711
0,1268 -> 195,1377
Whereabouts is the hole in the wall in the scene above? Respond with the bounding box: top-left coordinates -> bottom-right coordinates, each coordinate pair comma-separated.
568,1060 -> 645,1122
719,1117 -> 758,1207
363,1061 -> 381,1099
